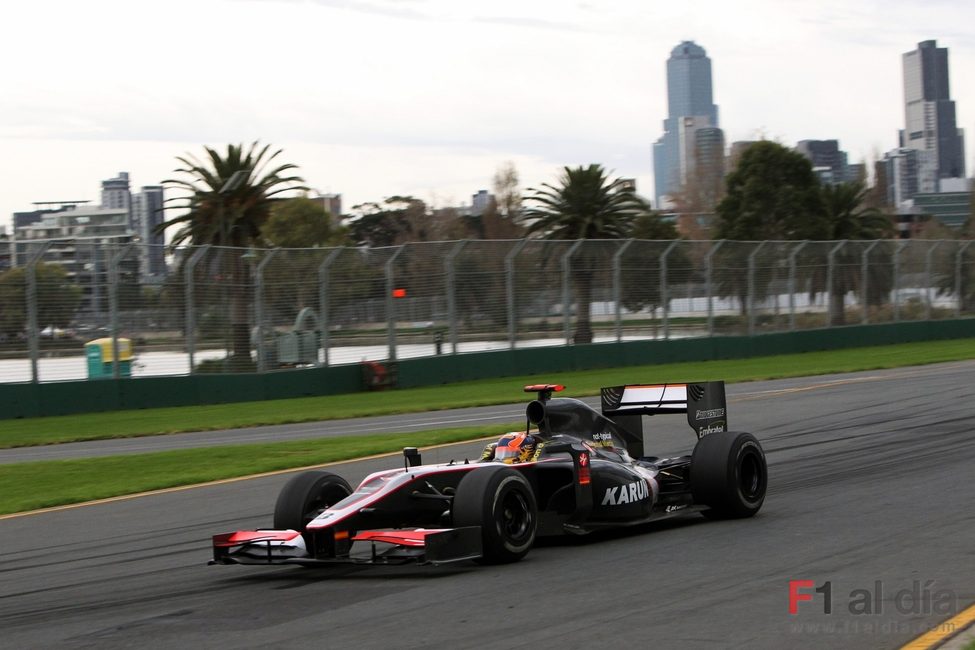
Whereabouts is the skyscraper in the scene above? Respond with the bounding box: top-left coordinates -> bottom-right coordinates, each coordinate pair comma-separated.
653,41 -> 721,208
901,40 -> 966,183
131,185 -> 166,278
101,172 -> 132,212
796,140 -> 851,186
471,189 -> 494,216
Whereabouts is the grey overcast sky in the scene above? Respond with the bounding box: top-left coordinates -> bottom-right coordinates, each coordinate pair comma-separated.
1,0 -> 972,231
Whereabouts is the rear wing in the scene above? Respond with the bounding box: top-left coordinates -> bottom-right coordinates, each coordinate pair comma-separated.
600,381 -> 727,441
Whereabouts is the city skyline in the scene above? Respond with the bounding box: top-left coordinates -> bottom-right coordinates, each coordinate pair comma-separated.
2,0 -> 974,232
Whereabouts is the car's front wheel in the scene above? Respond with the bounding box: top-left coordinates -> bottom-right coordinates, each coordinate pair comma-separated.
273,470 -> 352,531
452,467 -> 537,564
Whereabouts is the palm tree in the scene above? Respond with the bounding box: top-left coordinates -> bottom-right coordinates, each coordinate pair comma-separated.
522,164 -> 642,343
159,142 -> 305,369
820,181 -> 894,325
822,181 -> 892,241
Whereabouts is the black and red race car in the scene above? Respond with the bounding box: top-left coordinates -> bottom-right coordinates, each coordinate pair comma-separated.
211,381 -> 767,567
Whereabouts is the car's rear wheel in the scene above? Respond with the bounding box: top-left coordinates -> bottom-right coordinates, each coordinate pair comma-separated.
273,470 -> 352,531
691,431 -> 767,518
452,467 -> 537,564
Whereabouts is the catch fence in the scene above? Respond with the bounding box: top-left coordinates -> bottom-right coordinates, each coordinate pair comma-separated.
2,238 -> 972,383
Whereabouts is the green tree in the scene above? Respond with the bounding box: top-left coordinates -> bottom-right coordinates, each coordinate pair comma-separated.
0,264 -> 82,337
819,181 -> 895,325
630,211 -> 679,240
714,141 -> 826,317
522,164 -> 642,343
261,197 -> 335,248
716,141 -> 826,240
620,213 -> 692,321
348,196 -> 428,247
158,142 -> 305,369
260,198 -> 344,327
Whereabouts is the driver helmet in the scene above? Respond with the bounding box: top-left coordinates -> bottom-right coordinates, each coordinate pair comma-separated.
494,432 -> 537,464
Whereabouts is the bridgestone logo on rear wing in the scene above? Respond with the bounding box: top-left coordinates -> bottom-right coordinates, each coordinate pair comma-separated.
600,381 -> 728,439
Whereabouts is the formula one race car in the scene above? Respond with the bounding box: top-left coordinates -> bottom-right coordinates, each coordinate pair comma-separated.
211,381 -> 767,567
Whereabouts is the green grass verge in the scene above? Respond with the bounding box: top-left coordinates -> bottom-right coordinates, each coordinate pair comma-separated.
0,426 -> 506,516
2,337 -> 974,516
3,338 -> 975,449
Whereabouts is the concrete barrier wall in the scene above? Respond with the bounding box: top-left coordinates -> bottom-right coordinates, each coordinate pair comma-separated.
2,319 -> 972,420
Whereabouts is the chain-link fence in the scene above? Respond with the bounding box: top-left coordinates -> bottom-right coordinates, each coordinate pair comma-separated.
2,238 -> 973,383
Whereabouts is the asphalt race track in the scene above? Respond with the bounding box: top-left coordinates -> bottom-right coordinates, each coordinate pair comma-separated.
1,362 -> 974,649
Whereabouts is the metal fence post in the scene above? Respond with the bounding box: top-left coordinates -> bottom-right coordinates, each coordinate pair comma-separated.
661,240 -> 679,339
385,245 -> 405,361
787,241 -> 808,331
254,249 -> 276,373
612,239 -> 634,343
505,239 -> 528,349
108,242 -> 135,379
924,241 -> 942,320
746,242 -> 768,336
184,245 -> 210,375
956,241 -> 973,317
861,240 -> 880,325
90,240 -> 103,317
561,240 -> 584,345
445,240 -> 467,354
705,240 -> 725,336
893,241 -> 908,321
317,248 -> 343,366
25,242 -> 52,384
826,240 -> 847,328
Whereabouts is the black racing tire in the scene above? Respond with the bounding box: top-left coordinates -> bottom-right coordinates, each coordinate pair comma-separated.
273,470 -> 352,531
690,431 -> 767,519
452,467 -> 537,564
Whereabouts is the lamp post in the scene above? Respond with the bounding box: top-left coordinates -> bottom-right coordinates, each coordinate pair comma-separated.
219,170 -> 249,194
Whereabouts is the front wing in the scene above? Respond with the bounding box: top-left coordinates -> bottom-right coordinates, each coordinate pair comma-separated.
210,527 -> 483,567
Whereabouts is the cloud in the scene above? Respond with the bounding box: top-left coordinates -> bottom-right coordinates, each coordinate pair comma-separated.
235,0 -> 434,19
472,15 -> 596,34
